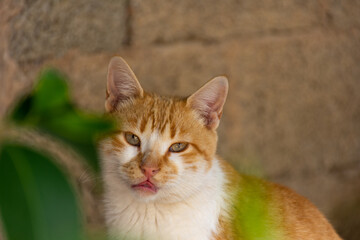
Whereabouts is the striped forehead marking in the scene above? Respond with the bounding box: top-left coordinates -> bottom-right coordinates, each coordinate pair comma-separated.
136,96 -> 183,138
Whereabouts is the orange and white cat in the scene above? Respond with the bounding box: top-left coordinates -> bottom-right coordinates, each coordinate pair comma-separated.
100,57 -> 342,240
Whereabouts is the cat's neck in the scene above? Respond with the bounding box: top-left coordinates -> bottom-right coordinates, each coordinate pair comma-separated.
104,157 -> 228,240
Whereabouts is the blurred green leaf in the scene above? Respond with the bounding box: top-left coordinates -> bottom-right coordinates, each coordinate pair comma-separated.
33,70 -> 70,112
233,176 -> 285,240
9,69 -> 116,172
0,143 -> 83,240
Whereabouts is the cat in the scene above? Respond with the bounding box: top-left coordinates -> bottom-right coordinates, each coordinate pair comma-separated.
100,56 -> 342,240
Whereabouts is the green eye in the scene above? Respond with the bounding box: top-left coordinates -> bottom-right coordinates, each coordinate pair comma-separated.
169,142 -> 188,153
125,132 -> 141,147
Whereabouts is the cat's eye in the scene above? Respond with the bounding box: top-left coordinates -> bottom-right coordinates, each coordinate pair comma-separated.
169,142 -> 188,153
124,132 -> 141,147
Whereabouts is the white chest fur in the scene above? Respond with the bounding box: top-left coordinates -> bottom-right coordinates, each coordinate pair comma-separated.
104,159 -> 227,240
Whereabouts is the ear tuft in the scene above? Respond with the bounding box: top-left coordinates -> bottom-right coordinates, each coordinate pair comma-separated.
187,76 -> 228,130
105,57 -> 143,112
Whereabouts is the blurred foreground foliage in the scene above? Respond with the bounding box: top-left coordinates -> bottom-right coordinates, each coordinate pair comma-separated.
0,69 -> 116,240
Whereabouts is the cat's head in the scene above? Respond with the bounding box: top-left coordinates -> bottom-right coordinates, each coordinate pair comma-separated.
101,57 -> 228,203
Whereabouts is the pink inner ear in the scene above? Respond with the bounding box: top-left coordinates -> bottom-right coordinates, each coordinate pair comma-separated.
106,57 -> 143,112
188,76 -> 228,129
197,95 -> 225,128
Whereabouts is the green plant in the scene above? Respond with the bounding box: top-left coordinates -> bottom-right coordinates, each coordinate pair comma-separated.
0,69 -> 116,240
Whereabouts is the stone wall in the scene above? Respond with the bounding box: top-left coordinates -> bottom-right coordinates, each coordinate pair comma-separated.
1,0 -> 360,239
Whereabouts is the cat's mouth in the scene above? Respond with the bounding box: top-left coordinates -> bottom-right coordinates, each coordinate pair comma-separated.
132,180 -> 158,194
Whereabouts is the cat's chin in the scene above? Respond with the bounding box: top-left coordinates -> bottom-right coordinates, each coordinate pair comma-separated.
130,189 -> 161,203
132,188 -> 157,199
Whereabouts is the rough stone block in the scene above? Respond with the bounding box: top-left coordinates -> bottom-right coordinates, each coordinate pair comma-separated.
131,0 -> 320,45
322,0 -> 360,29
221,32 -> 360,177
9,0 -> 127,63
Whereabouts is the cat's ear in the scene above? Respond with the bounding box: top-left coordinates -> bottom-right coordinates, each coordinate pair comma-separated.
187,76 -> 228,130
105,56 -> 144,112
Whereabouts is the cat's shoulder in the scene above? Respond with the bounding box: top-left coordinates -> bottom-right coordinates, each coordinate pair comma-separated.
216,157 -> 341,239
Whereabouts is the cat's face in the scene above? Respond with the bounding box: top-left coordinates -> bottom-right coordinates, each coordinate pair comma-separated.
101,57 -> 228,203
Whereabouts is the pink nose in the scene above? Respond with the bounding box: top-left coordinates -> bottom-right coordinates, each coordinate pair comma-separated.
141,166 -> 160,178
